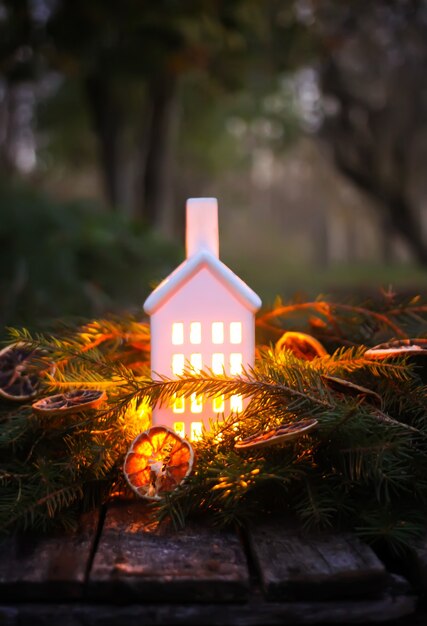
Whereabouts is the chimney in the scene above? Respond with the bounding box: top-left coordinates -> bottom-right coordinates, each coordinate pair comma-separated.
185,197 -> 219,258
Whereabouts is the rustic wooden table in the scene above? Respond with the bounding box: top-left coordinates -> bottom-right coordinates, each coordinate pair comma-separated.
0,500 -> 426,625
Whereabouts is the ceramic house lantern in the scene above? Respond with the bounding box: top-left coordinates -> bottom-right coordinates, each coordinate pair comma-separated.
143,197 -> 262,441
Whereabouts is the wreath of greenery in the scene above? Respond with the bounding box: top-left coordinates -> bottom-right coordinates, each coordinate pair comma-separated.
1,291 -> 426,555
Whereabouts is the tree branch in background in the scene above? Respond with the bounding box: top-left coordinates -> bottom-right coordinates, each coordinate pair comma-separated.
314,0 -> 427,264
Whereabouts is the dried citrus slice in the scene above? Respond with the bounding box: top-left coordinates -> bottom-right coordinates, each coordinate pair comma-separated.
365,338 -> 427,359
124,426 -> 194,501
276,331 -> 328,361
32,389 -> 107,416
0,342 -> 42,401
235,418 -> 318,450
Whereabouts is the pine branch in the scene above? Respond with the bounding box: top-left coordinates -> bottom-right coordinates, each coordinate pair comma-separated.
313,346 -> 412,380
1,294 -> 426,553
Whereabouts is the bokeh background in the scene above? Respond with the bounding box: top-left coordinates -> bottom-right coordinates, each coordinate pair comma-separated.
1,0 -> 427,329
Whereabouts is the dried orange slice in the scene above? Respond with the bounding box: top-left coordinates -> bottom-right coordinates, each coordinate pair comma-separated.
235,418 -> 318,450
0,342 -> 42,402
32,389 -> 107,416
365,338 -> 427,359
276,331 -> 328,361
124,426 -> 194,501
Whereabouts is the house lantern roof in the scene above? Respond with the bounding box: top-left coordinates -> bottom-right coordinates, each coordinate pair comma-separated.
143,197 -> 262,316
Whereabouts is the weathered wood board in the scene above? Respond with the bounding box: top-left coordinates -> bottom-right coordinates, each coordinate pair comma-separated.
88,501 -> 251,603
0,503 -> 419,624
246,519 -> 388,600
0,510 -> 99,601
0,577 -> 416,626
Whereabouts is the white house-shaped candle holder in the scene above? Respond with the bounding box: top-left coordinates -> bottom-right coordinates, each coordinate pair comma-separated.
143,197 -> 262,441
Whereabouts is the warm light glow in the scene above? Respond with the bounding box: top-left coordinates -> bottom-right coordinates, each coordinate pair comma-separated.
190,353 -> 203,373
230,394 -> 243,413
190,322 -> 202,344
230,353 -> 243,375
172,394 -> 185,413
230,322 -> 242,344
212,322 -> 224,344
191,421 -> 203,441
172,323 -> 184,345
126,398 -> 151,432
213,395 -> 225,413
212,353 -> 225,375
172,353 -> 185,375
213,423 -> 224,443
191,393 -> 203,413
173,421 -> 185,437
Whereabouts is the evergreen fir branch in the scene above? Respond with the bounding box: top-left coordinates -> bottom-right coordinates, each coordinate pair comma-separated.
1,294 -> 426,553
256,300 -> 406,338
375,379 -> 427,426
256,295 -> 427,346
0,481 -> 85,532
131,370 -> 334,417
8,320 -> 149,381
355,508 -> 427,556
313,346 -> 412,379
294,479 -> 339,529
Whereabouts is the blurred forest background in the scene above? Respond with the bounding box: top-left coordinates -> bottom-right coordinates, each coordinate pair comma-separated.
1,0 -> 427,329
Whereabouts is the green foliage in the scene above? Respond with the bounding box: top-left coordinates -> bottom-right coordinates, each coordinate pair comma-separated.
0,182 -> 180,330
0,316 -> 152,533
0,293 -> 426,555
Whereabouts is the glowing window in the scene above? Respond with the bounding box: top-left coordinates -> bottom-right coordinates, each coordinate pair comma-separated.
172,395 -> 185,413
191,422 -> 203,442
191,393 -> 203,413
230,394 -> 243,413
230,322 -> 242,344
172,323 -> 184,345
212,322 -> 224,344
230,353 -> 243,375
173,422 -> 185,438
213,395 -> 225,413
172,353 -> 185,375
190,353 -> 203,373
190,322 -> 202,344
212,353 -> 225,375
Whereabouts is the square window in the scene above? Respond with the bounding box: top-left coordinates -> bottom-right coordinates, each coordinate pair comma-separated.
213,395 -> 225,413
191,393 -> 203,413
230,394 -> 243,413
230,322 -> 242,344
172,353 -> 185,375
190,353 -> 203,373
172,395 -> 185,413
190,422 -> 203,442
212,353 -> 225,375
173,422 -> 185,437
172,323 -> 184,345
190,322 -> 202,344
212,322 -> 224,344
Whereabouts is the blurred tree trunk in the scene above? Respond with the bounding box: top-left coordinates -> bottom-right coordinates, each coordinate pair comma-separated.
0,84 -> 17,175
321,76 -> 427,266
136,73 -> 179,233
315,1 -> 427,266
85,73 -> 122,209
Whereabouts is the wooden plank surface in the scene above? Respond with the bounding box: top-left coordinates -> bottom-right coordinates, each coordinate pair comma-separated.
0,510 -> 99,601
88,501 -> 250,603
0,576 -> 416,625
246,519 -> 388,600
